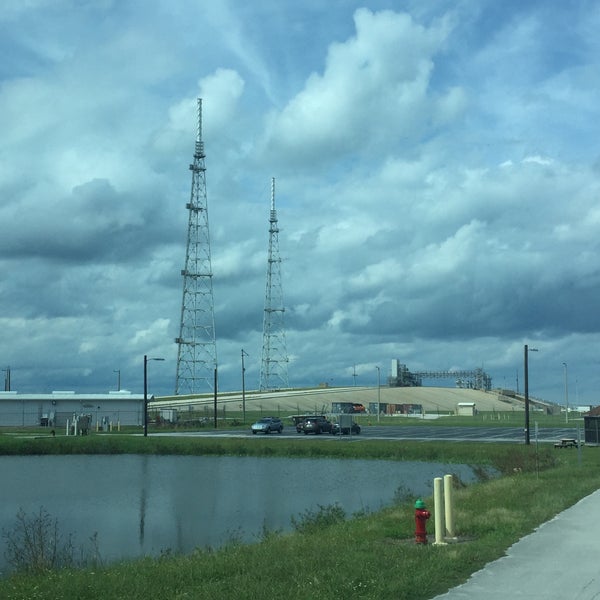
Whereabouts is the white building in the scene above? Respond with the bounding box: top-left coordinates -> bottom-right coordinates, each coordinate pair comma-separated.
456,402 -> 477,417
0,390 -> 146,428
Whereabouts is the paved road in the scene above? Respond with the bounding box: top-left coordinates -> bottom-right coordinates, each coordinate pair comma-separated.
165,424 -> 582,444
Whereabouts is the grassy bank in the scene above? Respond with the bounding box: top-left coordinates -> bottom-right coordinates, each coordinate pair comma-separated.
0,435 -> 598,599
0,433 -> 559,473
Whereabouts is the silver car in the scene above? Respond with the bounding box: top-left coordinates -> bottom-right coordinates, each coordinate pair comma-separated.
251,417 -> 283,434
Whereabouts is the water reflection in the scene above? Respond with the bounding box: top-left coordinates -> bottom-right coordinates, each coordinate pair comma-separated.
0,455 -> 486,574
139,454 -> 148,546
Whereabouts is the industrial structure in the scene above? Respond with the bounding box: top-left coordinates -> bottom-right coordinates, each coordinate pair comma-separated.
174,98 -> 218,395
259,178 -> 289,391
388,359 -> 492,391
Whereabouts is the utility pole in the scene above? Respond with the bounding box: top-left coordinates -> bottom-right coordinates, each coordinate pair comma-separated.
524,346 -> 530,445
3,366 -> 10,391
376,366 -> 381,423
241,349 -> 248,424
563,362 -> 569,423
524,345 -> 538,445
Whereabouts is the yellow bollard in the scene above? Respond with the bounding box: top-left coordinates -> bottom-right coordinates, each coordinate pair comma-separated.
444,474 -> 456,539
433,477 -> 446,545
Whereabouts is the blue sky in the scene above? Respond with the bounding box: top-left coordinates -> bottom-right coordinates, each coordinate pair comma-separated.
1,0 -> 599,405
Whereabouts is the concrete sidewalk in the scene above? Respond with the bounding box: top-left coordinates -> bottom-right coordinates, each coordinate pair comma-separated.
432,488 -> 600,599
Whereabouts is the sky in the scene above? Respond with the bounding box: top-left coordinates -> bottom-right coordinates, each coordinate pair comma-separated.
1,0 -> 599,406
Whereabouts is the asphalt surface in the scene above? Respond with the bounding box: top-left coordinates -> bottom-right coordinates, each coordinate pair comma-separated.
171,424 -> 582,445
362,424 -> 579,444
431,488 -> 600,599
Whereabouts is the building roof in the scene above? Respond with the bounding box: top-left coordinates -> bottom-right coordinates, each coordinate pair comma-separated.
0,391 -> 145,400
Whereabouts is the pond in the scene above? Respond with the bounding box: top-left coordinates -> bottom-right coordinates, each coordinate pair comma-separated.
0,455 -> 487,574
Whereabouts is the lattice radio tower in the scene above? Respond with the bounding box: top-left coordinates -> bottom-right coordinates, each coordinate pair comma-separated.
174,98 -> 218,395
259,178 -> 289,391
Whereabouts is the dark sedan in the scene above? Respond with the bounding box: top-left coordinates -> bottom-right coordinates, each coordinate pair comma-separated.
331,421 -> 361,435
302,416 -> 333,434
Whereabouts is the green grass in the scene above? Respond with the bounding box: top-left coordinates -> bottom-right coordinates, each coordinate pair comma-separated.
0,434 -> 597,599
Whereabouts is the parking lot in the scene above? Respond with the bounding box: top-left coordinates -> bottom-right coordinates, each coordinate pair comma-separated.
166,424 -> 583,444
364,424 -> 581,443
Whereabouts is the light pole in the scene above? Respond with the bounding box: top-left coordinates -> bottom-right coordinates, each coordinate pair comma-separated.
241,349 -> 248,424
144,355 -> 164,437
376,366 -> 381,422
2,366 -> 10,392
114,369 -> 121,391
213,366 -> 218,429
524,344 -> 538,445
563,362 -> 569,423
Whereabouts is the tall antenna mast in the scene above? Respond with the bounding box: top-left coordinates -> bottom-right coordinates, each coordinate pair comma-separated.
175,98 -> 218,394
259,178 -> 289,391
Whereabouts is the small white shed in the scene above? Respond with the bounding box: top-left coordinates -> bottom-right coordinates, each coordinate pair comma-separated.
456,402 -> 476,417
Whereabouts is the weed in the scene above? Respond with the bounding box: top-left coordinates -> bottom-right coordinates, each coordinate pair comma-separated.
222,527 -> 244,548
2,507 -> 102,575
256,520 -> 282,542
392,483 -> 414,504
291,503 -> 346,534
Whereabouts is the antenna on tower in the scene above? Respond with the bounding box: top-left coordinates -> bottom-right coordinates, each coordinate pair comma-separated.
174,98 -> 218,394
259,177 -> 289,391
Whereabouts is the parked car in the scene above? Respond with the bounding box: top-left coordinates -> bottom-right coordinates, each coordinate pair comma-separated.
292,414 -> 323,433
251,417 -> 283,434
302,416 -> 333,435
331,421 -> 361,435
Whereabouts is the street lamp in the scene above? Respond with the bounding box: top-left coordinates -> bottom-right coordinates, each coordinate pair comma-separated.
524,344 -> 538,445
563,362 -> 569,424
114,369 -> 121,392
144,355 -> 165,437
376,366 -> 381,423
241,349 -> 248,424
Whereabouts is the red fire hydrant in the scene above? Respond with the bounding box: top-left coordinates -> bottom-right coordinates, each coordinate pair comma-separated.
414,499 -> 431,544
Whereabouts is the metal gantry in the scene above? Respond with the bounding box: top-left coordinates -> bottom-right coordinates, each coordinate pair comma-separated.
259,178 -> 289,391
389,361 -> 492,390
174,98 -> 218,395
